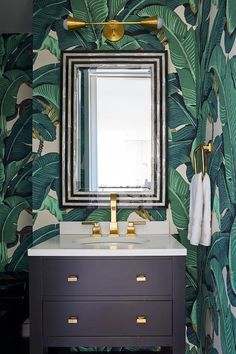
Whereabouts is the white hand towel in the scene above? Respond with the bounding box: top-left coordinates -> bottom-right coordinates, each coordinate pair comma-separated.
200,173 -> 211,246
188,173 -> 203,246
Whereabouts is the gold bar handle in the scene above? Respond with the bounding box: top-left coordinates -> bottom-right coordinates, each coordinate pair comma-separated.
68,316 -> 78,324
136,316 -> 147,324
136,274 -> 146,282
67,275 -> 79,282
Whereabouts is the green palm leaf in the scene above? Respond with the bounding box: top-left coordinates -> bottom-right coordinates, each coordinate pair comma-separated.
4,100 -> 32,163
39,195 -> 63,221
33,0 -> 68,49
226,0 -> 236,34
0,70 -> 30,119
6,224 -> 59,272
32,153 -> 60,210
104,35 -> 141,50
121,0 -> 186,21
135,33 -> 164,50
63,208 -> 90,221
0,159 -> 5,195
7,34 -> 32,71
40,35 -> 61,60
33,113 -> 57,141
0,196 -> 30,247
168,167 -> 189,229
54,19 -> 90,50
209,46 -> 236,203
107,0 -> 128,19
33,63 -> 60,88
86,209 -> 111,222
0,35 -> 4,67
229,218 -> 236,295
33,84 -> 60,114
117,209 -> 134,221
168,93 -> 197,129
210,258 -> 236,354
168,140 -> 192,168
138,5 -> 199,118
2,153 -> 32,196
70,0 -> 108,43
8,161 -> 32,198
1,34 -> 26,69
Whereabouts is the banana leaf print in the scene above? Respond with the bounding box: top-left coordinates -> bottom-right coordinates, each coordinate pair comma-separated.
30,1 -> 236,353
0,34 -> 33,271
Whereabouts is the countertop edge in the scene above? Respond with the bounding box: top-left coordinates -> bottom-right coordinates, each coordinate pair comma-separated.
28,249 -> 187,257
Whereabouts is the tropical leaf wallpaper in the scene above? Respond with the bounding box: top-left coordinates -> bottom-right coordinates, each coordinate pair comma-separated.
0,0 -> 235,353
0,34 -> 32,272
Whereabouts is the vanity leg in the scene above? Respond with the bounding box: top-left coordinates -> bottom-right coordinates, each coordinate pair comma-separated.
29,257 -> 45,354
172,257 -> 186,354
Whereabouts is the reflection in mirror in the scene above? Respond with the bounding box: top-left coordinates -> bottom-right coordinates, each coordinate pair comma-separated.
76,68 -> 152,192
61,52 -> 167,207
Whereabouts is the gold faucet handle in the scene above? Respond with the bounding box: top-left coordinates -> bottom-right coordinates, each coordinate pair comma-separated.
127,221 -> 146,237
81,221 -> 101,237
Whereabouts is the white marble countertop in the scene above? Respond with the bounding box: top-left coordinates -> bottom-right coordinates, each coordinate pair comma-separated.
28,233 -> 187,257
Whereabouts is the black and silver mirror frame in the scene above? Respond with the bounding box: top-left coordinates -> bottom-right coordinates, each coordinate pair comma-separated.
61,51 -> 167,208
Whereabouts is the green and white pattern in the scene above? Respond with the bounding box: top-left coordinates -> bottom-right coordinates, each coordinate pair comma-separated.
0,1 -> 235,352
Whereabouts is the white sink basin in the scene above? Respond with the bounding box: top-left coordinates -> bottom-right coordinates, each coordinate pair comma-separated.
80,237 -> 146,246
59,234 -> 149,250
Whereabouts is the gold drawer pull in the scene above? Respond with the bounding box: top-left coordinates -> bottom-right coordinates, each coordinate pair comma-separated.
136,316 -> 147,324
68,316 -> 78,324
136,275 -> 146,282
67,275 -> 79,282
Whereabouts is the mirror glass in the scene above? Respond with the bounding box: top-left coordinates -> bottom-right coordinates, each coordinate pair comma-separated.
61,52 -> 167,207
76,68 -> 152,192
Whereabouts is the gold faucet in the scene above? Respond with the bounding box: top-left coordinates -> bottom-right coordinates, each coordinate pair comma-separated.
109,193 -> 119,236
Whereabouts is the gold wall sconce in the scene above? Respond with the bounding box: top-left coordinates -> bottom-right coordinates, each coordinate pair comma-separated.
63,16 -> 163,42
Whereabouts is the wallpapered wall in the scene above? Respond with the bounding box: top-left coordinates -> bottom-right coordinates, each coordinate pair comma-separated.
0,33 -> 32,272
0,0 -> 236,353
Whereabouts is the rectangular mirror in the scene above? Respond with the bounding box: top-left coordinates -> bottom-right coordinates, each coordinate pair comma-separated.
61,52 -> 167,207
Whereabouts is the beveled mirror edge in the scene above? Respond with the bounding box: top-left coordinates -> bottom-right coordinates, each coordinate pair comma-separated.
61,51 -> 168,208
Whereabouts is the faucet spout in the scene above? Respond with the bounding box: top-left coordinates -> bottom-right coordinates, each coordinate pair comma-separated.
110,193 -> 118,236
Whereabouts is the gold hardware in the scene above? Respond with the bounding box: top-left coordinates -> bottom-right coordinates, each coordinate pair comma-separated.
67,275 -> 78,282
136,316 -> 147,324
136,275 -> 147,282
127,221 -> 146,237
68,316 -> 78,324
81,221 -> 101,237
66,16 -> 86,30
110,193 -> 119,236
193,142 -> 212,176
64,16 -> 162,42
139,16 -> 159,30
103,20 -> 125,42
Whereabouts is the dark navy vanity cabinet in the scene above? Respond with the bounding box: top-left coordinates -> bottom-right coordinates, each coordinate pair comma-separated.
29,256 -> 185,354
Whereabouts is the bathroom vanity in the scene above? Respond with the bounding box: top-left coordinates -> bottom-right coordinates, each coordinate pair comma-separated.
28,222 -> 186,354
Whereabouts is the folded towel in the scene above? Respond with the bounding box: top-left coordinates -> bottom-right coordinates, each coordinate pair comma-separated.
200,173 -> 211,246
188,173 -> 203,245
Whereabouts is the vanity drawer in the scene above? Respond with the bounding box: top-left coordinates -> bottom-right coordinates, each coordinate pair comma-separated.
43,301 -> 172,337
43,258 -> 172,296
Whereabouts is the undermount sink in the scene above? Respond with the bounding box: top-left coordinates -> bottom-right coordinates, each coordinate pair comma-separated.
60,234 -> 149,250
80,237 -> 146,246
78,236 -> 148,249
